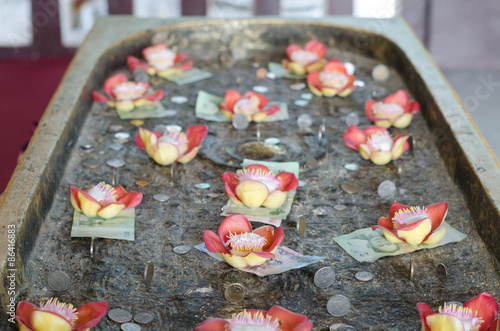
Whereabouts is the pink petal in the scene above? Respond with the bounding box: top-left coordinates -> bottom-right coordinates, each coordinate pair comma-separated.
194,318 -> 229,331
185,125 -> 208,154
378,216 -> 394,230
177,60 -> 193,71
243,91 -> 269,109
253,225 -> 275,244
117,191 -> 143,209
416,303 -> 434,331
342,125 -> 367,150
365,99 -> 379,121
372,225 -> 398,237
70,186 -> 82,209
323,59 -> 347,74
383,89 -> 409,106
409,100 -> 421,114
304,40 -> 327,59
135,130 -> 161,150
174,52 -> 189,65
262,104 -> 280,116
425,202 -> 448,232
486,319 -> 499,331
92,91 -> 112,103
286,44 -> 302,58
104,73 -> 128,99
218,214 -> 253,244
263,226 -> 284,252
464,292 -> 499,331
245,164 -> 270,172
15,301 -> 37,329
203,230 -> 230,254
267,305 -> 311,331
73,301 -> 108,331
252,251 -> 276,258
126,56 -> 151,72
113,186 -> 126,199
389,201 -> 410,219
307,71 -> 321,87
146,89 -> 164,101
277,172 -> 298,191
224,90 -> 242,111
363,125 -> 388,137
143,44 -> 168,58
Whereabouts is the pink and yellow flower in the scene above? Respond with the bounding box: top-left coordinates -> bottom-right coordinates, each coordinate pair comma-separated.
92,73 -> 164,112
342,125 -> 410,165
307,59 -> 358,97
15,298 -> 107,331
417,292 -> 499,331
70,182 -> 143,219
372,201 -> 448,246
135,125 -> 208,166
127,44 -> 192,78
222,164 -> 298,209
282,40 -> 327,75
220,90 -> 280,122
195,305 -> 313,331
365,89 -> 421,128
203,214 -> 284,269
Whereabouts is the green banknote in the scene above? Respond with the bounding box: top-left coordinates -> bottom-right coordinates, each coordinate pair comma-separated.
268,62 -> 307,79
164,68 -> 213,85
71,208 -> 135,241
116,101 -> 170,120
333,222 -> 466,262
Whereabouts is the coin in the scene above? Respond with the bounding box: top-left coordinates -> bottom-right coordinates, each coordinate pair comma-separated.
171,96 -> 188,104
372,64 -> 390,82
165,109 -> 177,116
334,205 -> 347,211
294,99 -> 308,107
80,143 -> 93,149
144,261 -> 154,284
109,142 -> 124,151
232,114 -> 250,130
290,82 -> 306,90
173,245 -> 191,254
338,325 -> 356,331
266,72 -> 276,79
297,218 -> 306,236
341,183 -> 359,194
130,119 -> 144,126
301,93 -> 313,100
264,137 -> 280,144
121,322 -> 142,331
306,157 -> 319,169
107,158 -> 126,168
345,112 -> 360,126
344,163 -> 358,171
344,62 -> 355,75
166,125 -> 182,132
256,67 -> 267,80
297,114 -> 312,129
252,85 -> 268,93
194,183 -> 210,189
135,181 -> 148,187
436,263 -> 447,283
330,323 -> 348,331
207,193 -> 222,198
133,312 -> 154,324
108,308 -> 133,323
378,180 -> 396,199
114,132 -> 130,140
79,146 -> 94,153
231,46 -> 248,60
153,194 -> 170,202
314,267 -> 336,288
82,158 -> 101,169
327,294 -> 351,317
446,301 -> 463,307
355,270 -> 375,282
224,283 -> 246,303
47,270 -> 70,292
298,180 -> 307,187
353,80 -> 365,87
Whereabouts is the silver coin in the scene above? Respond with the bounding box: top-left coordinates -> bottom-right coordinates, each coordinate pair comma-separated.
353,80 -> 365,87
345,112 -> 360,126
355,270 -> 375,282
341,183 -> 359,194
114,132 -> 130,140
224,283 -> 246,303
173,245 -> 192,254
166,125 -> 182,132
231,46 -> 248,60
334,205 -> 347,211
378,180 -> 396,199
264,137 -> 280,144
47,270 -> 70,292
121,322 -> 142,331
301,93 -> 313,100
290,82 -> 306,90
330,323 -> 348,331
344,62 -> 355,75
298,180 -> 307,187
80,143 -> 93,149
171,96 -> 188,104
144,261 -> 154,284
252,85 -> 268,93
327,294 -> 351,317
79,146 -> 94,153
194,183 -> 210,189
133,312 -> 154,324
338,325 -> 356,331
82,158 -> 101,169
314,267 -> 336,288
306,157 -> 319,169
372,64 -> 390,82
294,99 -> 308,107
108,308 -> 133,323
164,109 -> 178,116
109,142 -> 124,151
446,301 -> 463,307
153,194 -> 170,202
266,72 -> 276,79
297,114 -> 312,129
232,114 -> 250,130
107,158 -> 125,168
344,163 -> 358,171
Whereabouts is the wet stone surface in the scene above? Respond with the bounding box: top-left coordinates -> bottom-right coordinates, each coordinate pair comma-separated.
13,23 -> 500,331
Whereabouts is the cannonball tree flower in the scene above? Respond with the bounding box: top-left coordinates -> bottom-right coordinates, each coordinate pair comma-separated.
365,89 -> 421,128
222,164 -> 298,209
282,40 -> 327,75
342,125 -> 410,165
307,59 -> 358,97
127,44 -> 192,78
203,214 -> 284,269
15,298 -> 107,331
372,201 -> 448,246
195,305 -> 313,331
135,125 -> 208,166
92,73 -> 164,112
417,292 -> 499,331
221,90 -> 280,122
70,182 -> 143,219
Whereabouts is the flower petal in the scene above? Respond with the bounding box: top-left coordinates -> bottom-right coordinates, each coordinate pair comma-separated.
261,104 -> 280,116
426,313 -> 466,331
218,214 -> 253,244
389,201 -> 410,219
288,62 -> 306,75
203,230 -> 230,254
97,202 -> 125,219
177,146 -> 202,163
126,55 -> 151,73
73,301 -> 108,331
253,225 -> 275,244
304,40 -> 326,58
224,89 -> 242,111
286,44 -> 302,58
370,151 -> 393,165
396,218 -> 432,245
342,125 -> 367,150
322,59 -> 347,74
486,319 -> 499,331
103,73 -> 128,99
77,191 -> 101,217
277,172 -> 298,191
263,226 -> 284,252
267,305 -> 311,331
376,226 -> 404,243
416,303 -> 435,331
92,91 -> 112,103
391,135 -> 410,159
423,223 -> 447,245
245,164 -> 270,172
235,180 -> 269,208
364,125 -> 388,137
117,191 -> 143,209
185,125 -> 208,154
146,89 -> 164,101
383,89 -> 409,107
263,190 -> 288,209
194,318 -> 228,331
464,292 -> 499,331
151,142 -> 178,166
69,186 -> 82,211
365,100 -> 378,121
243,91 -> 269,109
392,113 -> 413,129
15,301 -> 37,330
377,217 -> 394,229
425,202 -> 449,231
31,310 -> 72,331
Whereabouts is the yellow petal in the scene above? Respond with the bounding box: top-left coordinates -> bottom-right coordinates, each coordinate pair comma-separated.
321,87 -> 338,97
338,88 -> 353,97
177,146 -> 201,164
423,224 -> 447,245
373,120 -> 392,128
262,190 -> 287,209
157,68 -> 178,78
252,113 -> 267,122
307,83 -> 323,96
228,195 -> 243,205
305,61 -> 325,73
426,313 -> 465,331
235,180 -> 269,208
392,113 -> 413,129
77,191 -> 100,217
70,193 -> 82,212
370,151 -> 393,165
32,310 -> 72,331
358,144 -> 371,160
397,219 -> 432,245
133,99 -> 150,107
379,228 -> 405,243
97,203 -> 125,219
391,136 -> 410,160
152,143 -> 178,166
147,68 -> 156,75
288,62 -> 306,75
115,101 -> 135,112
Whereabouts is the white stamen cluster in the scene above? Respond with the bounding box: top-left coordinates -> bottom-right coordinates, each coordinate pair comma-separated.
226,310 -> 281,331
226,231 -> 267,252
38,298 -> 78,324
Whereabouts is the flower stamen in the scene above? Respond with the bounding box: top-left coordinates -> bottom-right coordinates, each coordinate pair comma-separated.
226,310 -> 281,331
290,50 -> 318,66
226,231 -> 267,252
439,304 -> 482,331
112,82 -> 149,101
87,182 -> 117,204
392,206 -> 428,229
372,102 -> 405,119
38,298 -> 78,324
236,169 -> 281,193
319,72 -> 348,89
367,132 -> 394,152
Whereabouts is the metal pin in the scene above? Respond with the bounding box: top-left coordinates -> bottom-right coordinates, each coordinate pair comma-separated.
318,119 -> 326,141
437,263 -> 448,283
410,258 -> 414,282
111,172 -> 116,187
170,162 -> 176,182
256,123 -> 261,141
90,237 -> 96,259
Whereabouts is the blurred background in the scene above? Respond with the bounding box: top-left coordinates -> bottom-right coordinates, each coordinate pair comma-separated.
1,0 -> 499,194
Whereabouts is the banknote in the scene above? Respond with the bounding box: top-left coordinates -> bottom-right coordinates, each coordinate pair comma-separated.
268,62 -> 307,79
333,222 -> 467,262
195,243 -> 326,276
116,101 -> 170,120
164,68 -> 213,85
223,159 -> 300,220
71,208 -> 135,241
195,90 -> 289,122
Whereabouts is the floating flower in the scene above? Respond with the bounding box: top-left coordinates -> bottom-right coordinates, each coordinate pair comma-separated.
16,298 -> 107,331
195,305 -> 313,331
342,125 -> 410,165
307,59 -> 358,97
127,44 -> 192,78
417,292 -> 499,331
282,40 -> 327,75
220,90 -> 280,122
70,182 -> 143,219
372,201 -> 448,246
203,214 -> 284,269
365,90 -> 421,128
222,164 -> 298,209
92,73 -> 164,112
135,125 -> 208,166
